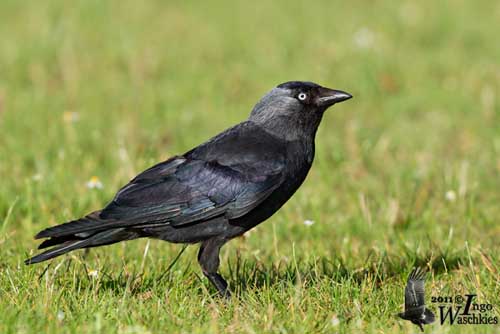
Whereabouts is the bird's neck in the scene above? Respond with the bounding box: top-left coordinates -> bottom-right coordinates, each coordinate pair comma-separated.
249,113 -> 323,142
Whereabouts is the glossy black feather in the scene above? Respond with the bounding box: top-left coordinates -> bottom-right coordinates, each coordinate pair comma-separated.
99,121 -> 286,226
26,228 -> 138,264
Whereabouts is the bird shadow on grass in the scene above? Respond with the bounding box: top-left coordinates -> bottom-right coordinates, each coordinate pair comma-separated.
225,247 -> 466,294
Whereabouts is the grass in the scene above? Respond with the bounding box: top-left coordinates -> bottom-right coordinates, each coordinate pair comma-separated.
1,0 -> 500,333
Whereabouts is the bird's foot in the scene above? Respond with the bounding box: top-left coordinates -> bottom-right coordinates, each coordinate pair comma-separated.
206,272 -> 231,299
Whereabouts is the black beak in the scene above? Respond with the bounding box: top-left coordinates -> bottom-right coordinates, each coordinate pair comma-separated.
316,88 -> 352,108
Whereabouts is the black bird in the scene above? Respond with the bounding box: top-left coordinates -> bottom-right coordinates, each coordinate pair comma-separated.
25,81 -> 352,297
398,267 -> 435,332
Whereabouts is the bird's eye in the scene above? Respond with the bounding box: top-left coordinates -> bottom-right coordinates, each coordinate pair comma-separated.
298,93 -> 307,101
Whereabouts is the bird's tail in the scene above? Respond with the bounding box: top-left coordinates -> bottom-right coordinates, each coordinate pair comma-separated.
422,308 -> 435,324
25,212 -> 140,265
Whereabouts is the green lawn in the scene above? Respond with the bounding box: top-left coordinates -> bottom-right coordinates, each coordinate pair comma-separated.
1,0 -> 499,333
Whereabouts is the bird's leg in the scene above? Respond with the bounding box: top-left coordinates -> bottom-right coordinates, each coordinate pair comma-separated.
417,323 -> 424,332
198,237 -> 230,298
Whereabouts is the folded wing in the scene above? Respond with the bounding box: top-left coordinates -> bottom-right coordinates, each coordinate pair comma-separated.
36,121 -> 287,239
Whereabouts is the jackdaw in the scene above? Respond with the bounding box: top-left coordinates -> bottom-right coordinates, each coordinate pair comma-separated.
25,81 -> 352,297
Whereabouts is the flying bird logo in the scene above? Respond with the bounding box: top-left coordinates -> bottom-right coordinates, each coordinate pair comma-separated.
398,267 -> 435,332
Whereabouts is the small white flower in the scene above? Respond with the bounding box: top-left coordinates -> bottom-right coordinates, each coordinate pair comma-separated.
353,27 -> 375,49
32,173 -> 43,181
303,219 -> 315,227
330,314 -> 340,327
57,310 -> 65,321
86,176 -> 103,189
445,190 -> 456,202
87,269 -> 99,278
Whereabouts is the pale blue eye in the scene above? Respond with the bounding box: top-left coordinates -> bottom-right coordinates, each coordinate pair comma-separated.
298,93 -> 307,101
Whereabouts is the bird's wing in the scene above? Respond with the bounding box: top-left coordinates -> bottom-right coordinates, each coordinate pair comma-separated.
98,121 -> 287,226
404,267 -> 427,312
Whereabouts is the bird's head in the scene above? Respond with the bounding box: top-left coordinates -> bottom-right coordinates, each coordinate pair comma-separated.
249,81 -> 352,139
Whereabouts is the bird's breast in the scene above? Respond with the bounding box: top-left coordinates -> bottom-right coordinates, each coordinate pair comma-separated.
226,139 -> 315,232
